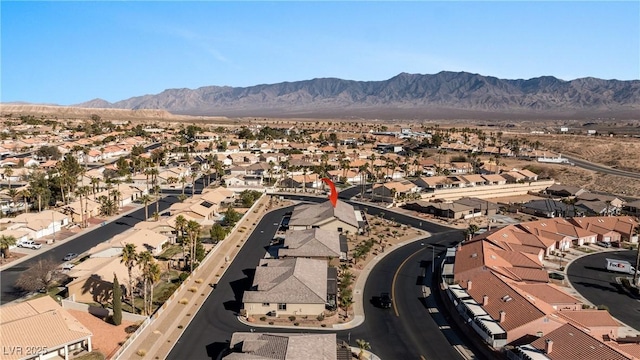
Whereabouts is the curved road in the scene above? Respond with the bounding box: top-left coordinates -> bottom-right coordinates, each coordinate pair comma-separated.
567,250 -> 640,330
168,195 -> 479,359
562,154 -> 640,180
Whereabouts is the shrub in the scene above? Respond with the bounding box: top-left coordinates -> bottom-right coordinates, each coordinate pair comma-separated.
186,313 -> 191,316
294,322 -> 299,326
178,273 -> 189,283
177,325 -> 183,329
189,287 -> 197,293
178,298 -> 188,305
136,349 -> 147,357
321,324 -> 327,327
317,314 -> 325,321
260,316 -> 267,321
269,321 -> 274,325
597,304 -> 610,312
288,316 -> 296,322
195,278 -> 203,284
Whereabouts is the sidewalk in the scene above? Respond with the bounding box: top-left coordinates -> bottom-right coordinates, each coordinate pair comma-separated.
115,195 -> 284,360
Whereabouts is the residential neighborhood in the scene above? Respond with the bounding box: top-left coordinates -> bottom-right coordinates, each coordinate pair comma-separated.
0,114 -> 639,360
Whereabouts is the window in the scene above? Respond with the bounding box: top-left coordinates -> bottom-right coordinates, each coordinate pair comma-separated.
262,303 -> 270,307
337,227 -> 343,233
200,201 -> 214,208
278,303 -> 287,310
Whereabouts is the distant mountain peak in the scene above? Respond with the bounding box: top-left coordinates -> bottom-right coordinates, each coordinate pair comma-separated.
73,72 -> 640,119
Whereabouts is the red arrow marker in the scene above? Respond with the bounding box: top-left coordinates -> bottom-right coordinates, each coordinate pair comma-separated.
321,177 -> 338,208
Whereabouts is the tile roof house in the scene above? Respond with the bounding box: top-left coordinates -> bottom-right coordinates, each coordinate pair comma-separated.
243,258 -> 328,317
371,180 -> 420,200
289,200 -> 361,234
555,309 -> 621,340
460,271 -> 565,348
0,296 -> 93,360
453,238 -> 548,284
517,218 -> 598,247
278,228 -> 345,260
403,200 -> 474,220
569,216 -> 638,243
511,323 -> 632,360
224,332 -> 340,360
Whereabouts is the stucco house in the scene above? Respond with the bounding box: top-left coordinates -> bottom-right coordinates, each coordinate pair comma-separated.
288,200 -> 362,234
243,258 -> 328,317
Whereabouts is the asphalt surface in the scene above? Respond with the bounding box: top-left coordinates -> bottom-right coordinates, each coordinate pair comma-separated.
561,154 -> 640,180
168,194 -> 475,359
567,250 -> 640,330
0,196 -> 179,304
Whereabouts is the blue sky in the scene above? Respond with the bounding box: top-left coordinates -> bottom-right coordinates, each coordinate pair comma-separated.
2,1 -> 638,105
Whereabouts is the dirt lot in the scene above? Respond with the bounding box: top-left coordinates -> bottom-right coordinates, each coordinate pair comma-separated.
501,134 -> 640,198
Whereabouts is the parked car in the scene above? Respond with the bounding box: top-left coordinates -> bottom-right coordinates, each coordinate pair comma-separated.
596,241 -> 611,248
61,263 -> 75,271
379,292 -> 392,309
548,272 -> 565,281
63,253 -> 78,261
18,240 -> 42,250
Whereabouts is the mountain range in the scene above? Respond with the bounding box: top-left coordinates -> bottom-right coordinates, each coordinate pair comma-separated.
75,71 -> 640,119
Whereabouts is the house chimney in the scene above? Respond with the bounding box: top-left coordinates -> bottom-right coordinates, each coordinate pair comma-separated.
483,295 -> 489,306
499,310 -> 506,323
545,339 -> 553,354
467,280 -> 472,290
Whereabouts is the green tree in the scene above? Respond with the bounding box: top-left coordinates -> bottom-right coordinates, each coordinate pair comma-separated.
223,206 -> 241,227
121,244 -> 138,314
210,223 -> 228,242
146,261 -> 162,314
186,220 -> 202,272
0,235 -> 17,261
467,224 -> 480,240
138,251 -> 153,315
356,339 -> 371,360
112,274 -> 123,325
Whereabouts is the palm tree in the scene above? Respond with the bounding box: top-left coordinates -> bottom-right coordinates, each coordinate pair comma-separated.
153,185 -> 161,220
467,224 -> 480,240
174,215 -> 188,268
0,235 -> 17,262
180,176 -> 187,196
186,220 -> 201,272
137,251 -> 153,315
140,194 -> 151,220
356,339 -> 371,360
120,243 -> 138,314
146,261 -> 161,314
19,188 -> 31,213
4,167 -> 13,189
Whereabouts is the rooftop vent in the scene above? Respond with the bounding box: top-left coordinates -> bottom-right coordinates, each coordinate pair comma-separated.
502,295 -> 513,302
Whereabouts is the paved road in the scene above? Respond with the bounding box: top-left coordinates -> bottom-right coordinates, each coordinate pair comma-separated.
567,250 -> 640,330
0,196 -> 179,304
562,155 -> 640,180
168,195 -> 476,359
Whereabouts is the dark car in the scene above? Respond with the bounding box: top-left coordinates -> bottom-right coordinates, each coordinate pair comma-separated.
379,292 -> 392,309
63,253 -> 78,261
549,272 -> 565,281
